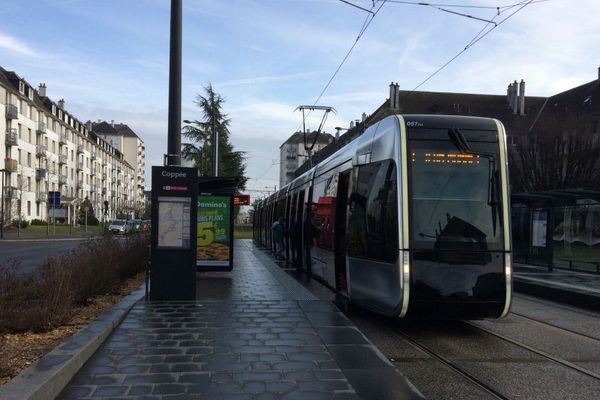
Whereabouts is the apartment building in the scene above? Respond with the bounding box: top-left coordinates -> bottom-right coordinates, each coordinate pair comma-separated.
279,131 -> 334,188
0,67 -> 145,224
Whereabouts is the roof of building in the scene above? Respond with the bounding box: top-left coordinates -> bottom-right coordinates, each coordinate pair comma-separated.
114,123 -> 142,140
91,121 -> 119,135
280,131 -> 334,148
529,79 -> 600,134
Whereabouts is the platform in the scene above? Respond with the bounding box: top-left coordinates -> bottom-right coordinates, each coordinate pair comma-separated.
513,263 -> 600,310
54,240 -> 423,399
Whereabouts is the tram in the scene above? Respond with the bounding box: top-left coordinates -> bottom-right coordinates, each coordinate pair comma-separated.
254,114 -> 512,319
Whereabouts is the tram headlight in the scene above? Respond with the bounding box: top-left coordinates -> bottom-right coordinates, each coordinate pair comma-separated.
504,253 -> 512,280
402,251 -> 410,287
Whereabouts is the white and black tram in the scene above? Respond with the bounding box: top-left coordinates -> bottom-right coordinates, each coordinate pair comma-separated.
254,114 -> 512,319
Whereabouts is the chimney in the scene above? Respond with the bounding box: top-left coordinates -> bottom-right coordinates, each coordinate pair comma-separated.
86,120 -> 92,131
512,80 -> 519,114
111,120 -> 114,127
389,82 -> 400,111
58,98 -> 65,110
519,79 -> 525,116
361,112 -> 367,122
38,83 -> 47,97
349,121 -> 355,129
507,83 -> 513,107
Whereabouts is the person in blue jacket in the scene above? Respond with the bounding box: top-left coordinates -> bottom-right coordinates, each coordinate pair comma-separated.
272,217 -> 286,260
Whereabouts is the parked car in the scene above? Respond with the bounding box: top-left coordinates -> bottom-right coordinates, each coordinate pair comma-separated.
130,219 -> 142,232
109,219 -> 129,235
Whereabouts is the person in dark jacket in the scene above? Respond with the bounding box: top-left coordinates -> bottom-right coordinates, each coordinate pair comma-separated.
272,217 -> 286,260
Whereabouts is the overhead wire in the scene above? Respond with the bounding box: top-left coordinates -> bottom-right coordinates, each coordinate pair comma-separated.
292,0 -> 387,134
412,0 -> 535,91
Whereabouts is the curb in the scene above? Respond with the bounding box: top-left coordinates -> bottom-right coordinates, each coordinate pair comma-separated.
513,276 -> 600,312
0,285 -> 145,400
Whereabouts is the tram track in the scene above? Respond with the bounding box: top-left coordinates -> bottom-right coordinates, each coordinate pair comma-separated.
390,325 -> 510,400
465,320 -> 600,382
508,311 -> 600,342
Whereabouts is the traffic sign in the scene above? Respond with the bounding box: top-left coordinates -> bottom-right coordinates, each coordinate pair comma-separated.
48,191 -> 61,207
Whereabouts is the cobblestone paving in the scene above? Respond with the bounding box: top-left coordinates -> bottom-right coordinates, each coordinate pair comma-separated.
58,242 -> 360,399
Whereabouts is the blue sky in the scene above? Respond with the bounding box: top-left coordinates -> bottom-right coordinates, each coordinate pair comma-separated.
1,0 -> 599,198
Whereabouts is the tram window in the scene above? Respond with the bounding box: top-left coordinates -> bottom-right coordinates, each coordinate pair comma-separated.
347,160 -> 399,263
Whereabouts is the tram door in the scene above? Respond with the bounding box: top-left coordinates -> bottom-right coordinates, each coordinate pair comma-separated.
335,172 -> 350,294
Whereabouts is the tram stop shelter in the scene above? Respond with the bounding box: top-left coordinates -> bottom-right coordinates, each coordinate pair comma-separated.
511,189 -> 600,273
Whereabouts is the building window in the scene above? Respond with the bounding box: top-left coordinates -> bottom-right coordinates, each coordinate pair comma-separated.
27,152 -> 31,167
28,128 -> 32,143
18,149 -> 22,163
27,201 -> 31,216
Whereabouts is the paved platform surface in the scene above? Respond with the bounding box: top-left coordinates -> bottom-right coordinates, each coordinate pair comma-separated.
514,263 -> 600,310
57,240 -> 423,400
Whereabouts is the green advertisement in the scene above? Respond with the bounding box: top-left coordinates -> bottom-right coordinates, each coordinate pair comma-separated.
197,195 -> 231,267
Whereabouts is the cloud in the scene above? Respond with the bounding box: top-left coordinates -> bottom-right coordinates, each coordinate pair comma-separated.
0,32 -> 38,57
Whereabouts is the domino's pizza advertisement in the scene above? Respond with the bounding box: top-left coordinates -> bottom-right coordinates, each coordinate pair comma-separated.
197,195 -> 231,266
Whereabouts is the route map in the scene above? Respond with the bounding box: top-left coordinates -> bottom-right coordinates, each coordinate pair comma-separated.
157,196 -> 191,249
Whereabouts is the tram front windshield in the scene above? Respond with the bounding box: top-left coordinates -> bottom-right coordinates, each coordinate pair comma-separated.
407,128 -> 504,252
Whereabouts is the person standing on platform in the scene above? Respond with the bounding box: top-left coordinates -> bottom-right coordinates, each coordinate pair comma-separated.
272,217 -> 286,260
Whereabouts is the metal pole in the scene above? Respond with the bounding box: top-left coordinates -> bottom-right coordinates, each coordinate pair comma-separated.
212,115 -> 218,176
166,0 -> 182,166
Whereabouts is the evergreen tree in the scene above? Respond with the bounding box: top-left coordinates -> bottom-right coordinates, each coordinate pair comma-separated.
183,84 -> 247,190
78,197 -> 99,225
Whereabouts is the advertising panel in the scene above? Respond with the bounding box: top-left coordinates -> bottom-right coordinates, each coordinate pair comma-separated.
197,194 -> 233,269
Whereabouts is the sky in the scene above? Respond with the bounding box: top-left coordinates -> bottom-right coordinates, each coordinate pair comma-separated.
1,0 -> 599,199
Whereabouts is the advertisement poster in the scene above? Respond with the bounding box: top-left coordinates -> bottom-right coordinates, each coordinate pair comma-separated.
197,195 -> 232,267
532,210 -> 548,248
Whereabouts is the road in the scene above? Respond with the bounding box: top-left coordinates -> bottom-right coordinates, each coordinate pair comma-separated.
0,239 -> 89,277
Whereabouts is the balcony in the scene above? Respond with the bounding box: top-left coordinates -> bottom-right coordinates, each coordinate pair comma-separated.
111,190 -> 116,197
77,179 -> 84,187
101,188 -> 107,195
77,144 -> 84,154
58,154 -> 68,165
5,129 -> 18,146
91,151 -> 97,160
3,186 -> 18,199
59,134 -> 68,145
36,168 -> 47,180
102,173 -> 107,181
36,144 -> 47,158
58,175 -> 67,185
90,186 -> 96,193
37,121 -> 47,135
117,179 -> 122,186
90,169 -> 96,177
102,159 -> 108,166
4,158 -> 17,172
5,104 -> 18,119
77,162 -> 84,171
36,191 -> 47,203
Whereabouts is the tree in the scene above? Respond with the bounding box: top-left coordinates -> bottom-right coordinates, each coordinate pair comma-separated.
78,197 -> 99,226
509,115 -> 600,193
182,84 -> 248,190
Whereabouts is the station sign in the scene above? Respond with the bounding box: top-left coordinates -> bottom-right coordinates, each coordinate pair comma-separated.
150,166 -> 198,300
